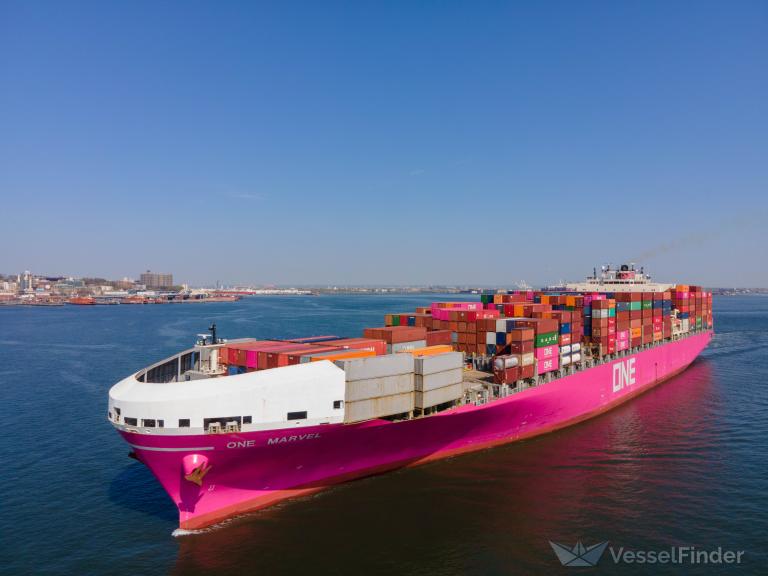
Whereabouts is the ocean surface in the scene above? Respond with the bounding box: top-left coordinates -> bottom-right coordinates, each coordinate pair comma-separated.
1,294 -> 766,575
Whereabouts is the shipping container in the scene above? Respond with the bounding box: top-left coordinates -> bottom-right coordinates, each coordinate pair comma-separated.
344,392 -> 415,423
415,383 -> 463,409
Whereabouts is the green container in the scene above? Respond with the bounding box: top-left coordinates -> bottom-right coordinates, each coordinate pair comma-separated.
630,301 -> 642,311
391,315 -> 400,326
481,294 -> 493,304
535,331 -> 559,347
608,308 -> 616,317
642,300 -> 652,310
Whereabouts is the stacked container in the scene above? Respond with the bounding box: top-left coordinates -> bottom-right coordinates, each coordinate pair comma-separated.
414,352 -> 465,410
591,298 -> 617,354
363,327 -> 427,354
335,354 -> 416,423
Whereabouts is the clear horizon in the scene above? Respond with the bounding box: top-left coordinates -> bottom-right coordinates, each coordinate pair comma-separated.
2,1 -> 766,287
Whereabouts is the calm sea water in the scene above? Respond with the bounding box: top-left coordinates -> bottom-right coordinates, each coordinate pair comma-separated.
1,295 -> 766,575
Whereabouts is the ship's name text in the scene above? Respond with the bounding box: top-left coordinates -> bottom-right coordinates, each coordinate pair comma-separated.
225,433 -> 322,449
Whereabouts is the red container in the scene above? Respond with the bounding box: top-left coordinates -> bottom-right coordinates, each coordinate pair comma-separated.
426,330 -> 453,346
494,365 -> 521,384
287,345 -> 341,364
512,318 -> 559,334
509,328 -> 535,342
509,340 -> 534,354
325,337 -> 387,356
363,326 -> 427,344
520,364 -> 535,379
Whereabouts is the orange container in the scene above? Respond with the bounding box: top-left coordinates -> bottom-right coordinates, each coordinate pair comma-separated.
399,344 -> 454,357
309,349 -> 376,362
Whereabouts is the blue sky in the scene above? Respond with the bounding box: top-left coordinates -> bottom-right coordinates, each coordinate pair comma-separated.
2,1 -> 766,287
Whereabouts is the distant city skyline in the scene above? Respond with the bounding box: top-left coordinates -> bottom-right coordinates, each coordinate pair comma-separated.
2,1 -> 766,287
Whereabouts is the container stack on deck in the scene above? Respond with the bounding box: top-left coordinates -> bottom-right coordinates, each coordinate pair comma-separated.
414,352 -> 464,412
337,354 -> 416,423
363,326 -> 427,353
369,283 -> 712,386
671,285 -> 713,334
219,337 -> 386,374
214,281 -> 712,423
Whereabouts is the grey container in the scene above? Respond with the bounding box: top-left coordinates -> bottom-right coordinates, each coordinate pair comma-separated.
334,354 -> 414,381
344,392 -> 415,423
415,382 -> 463,409
415,368 -> 463,392
345,373 -> 415,402
414,352 -> 464,375
386,340 -> 427,354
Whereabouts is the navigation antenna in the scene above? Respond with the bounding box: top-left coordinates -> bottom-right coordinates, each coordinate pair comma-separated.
209,323 -> 218,345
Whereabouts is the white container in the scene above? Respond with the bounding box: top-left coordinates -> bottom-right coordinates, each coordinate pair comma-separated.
335,354 -> 414,381
344,392 -> 415,423
486,332 -> 497,345
561,354 -> 571,366
345,373 -> 415,402
560,344 -> 571,356
571,342 -> 581,353
415,382 -> 463,409
571,352 -> 581,363
415,368 -> 463,392
387,340 -> 427,354
415,352 -> 463,375
513,352 -> 534,367
493,356 -> 519,371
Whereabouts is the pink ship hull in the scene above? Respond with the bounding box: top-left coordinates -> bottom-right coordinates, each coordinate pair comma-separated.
121,331 -> 712,530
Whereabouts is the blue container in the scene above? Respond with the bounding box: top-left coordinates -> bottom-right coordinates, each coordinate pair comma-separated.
560,322 -> 571,334
496,332 -> 506,345
228,366 -> 238,376
407,316 -> 416,326
486,344 -> 496,356
616,302 -> 630,312
680,312 -> 690,319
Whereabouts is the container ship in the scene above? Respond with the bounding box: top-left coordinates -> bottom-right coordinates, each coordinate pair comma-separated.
108,265 -> 713,531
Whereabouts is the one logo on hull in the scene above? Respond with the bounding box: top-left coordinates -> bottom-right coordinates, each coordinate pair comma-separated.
612,358 -> 636,393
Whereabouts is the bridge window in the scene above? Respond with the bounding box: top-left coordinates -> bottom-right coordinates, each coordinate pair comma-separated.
158,420 -> 164,428
142,419 -> 156,427
145,358 -> 179,383
180,351 -> 197,373
124,417 -> 138,426
243,416 -> 252,424
179,419 -> 190,427
333,400 -> 343,409
287,411 -> 307,421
